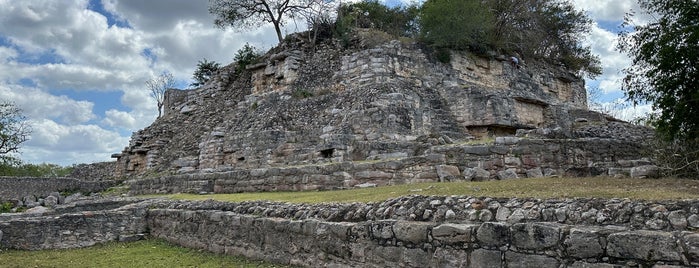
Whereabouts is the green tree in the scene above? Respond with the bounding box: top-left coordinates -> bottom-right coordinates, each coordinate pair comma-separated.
419,0 -> 495,54
617,0 -> 699,142
145,71 -> 176,118
0,101 -> 31,164
489,0 -> 600,77
209,0 -> 317,44
190,58 -> 221,88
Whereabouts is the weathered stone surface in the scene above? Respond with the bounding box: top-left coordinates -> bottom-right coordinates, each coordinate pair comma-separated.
505,251 -> 559,268
431,223 -> 477,244
510,223 -> 562,250
682,233 -> 699,262
565,227 -> 605,258
435,165 -> 460,182
477,222 -> 510,247
568,261 -> 618,268
392,221 -> 432,244
630,165 -> 660,178
607,230 -> 681,261
471,249 -> 502,268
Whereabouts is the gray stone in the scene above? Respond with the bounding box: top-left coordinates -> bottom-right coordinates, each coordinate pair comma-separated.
505,251 -> 559,268
432,223 -> 477,244
607,230 -> 681,261
682,233 -> 699,262
565,227 -> 604,258
464,167 -> 490,181
630,165 -> 660,178
568,261 -> 617,268
471,249 -> 502,268
24,206 -> 49,214
689,214 -> 699,228
668,210 -> 687,229
44,196 -> 58,208
496,206 -> 511,221
392,221 -> 431,244
477,222 -> 509,247
511,223 -> 561,250
497,168 -> 519,180
526,167 -> 544,178
436,165 -> 460,182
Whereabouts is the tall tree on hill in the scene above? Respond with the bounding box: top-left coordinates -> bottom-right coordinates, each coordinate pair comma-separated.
617,0 -> 698,177
618,0 -> 699,142
146,71 -> 176,118
209,0 -> 318,44
0,101 -> 30,164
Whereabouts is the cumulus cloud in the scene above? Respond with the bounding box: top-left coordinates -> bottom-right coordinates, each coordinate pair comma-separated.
22,119 -> 129,165
0,84 -> 96,125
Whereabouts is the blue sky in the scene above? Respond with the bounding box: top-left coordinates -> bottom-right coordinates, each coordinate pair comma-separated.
0,0 -> 651,166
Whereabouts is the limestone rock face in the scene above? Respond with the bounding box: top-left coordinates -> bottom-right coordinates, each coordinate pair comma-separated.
113,35 -> 651,179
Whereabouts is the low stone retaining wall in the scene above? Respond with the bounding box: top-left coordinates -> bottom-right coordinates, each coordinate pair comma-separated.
0,200 -> 148,250
0,177 -> 117,201
127,138 -> 655,195
3,196 -> 698,267
148,209 -> 699,267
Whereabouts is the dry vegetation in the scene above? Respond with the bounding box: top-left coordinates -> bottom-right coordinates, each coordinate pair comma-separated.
155,176 -> 699,204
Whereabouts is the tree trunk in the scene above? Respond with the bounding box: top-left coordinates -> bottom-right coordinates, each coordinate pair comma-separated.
273,22 -> 283,43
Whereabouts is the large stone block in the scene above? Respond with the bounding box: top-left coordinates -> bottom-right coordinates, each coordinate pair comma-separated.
432,223 -> 478,244
564,227 -> 604,259
510,223 -> 562,250
505,251 -> 559,268
392,221 -> 432,245
476,222 -> 510,247
436,165 -> 461,182
682,232 -> 699,262
607,230 -> 681,261
471,249 -> 502,268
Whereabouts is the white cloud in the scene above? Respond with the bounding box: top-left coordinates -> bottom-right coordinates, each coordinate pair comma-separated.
21,118 -> 129,165
103,109 -> 137,129
0,84 -> 96,125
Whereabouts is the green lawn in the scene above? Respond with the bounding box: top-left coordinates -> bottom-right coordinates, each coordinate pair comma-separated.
0,239 -> 290,268
154,176 -> 699,204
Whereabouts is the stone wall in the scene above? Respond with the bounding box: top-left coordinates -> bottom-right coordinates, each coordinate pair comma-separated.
69,161 -> 117,181
0,201 -> 148,250
149,210 -> 699,267
0,177 -> 117,201
3,197 -> 699,267
127,135 -> 654,195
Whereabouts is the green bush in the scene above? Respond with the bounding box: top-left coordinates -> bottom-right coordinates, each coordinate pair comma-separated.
0,162 -> 73,177
419,0 -> 495,54
233,43 -> 261,74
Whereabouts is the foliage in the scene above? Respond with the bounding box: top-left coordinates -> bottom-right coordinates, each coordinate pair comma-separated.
209,0 -> 317,44
190,58 -> 221,88
233,43 -> 261,74
417,0 -> 601,77
1,239 -> 291,268
0,201 -> 12,213
0,161 -> 73,177
489,0 -> 601,77
617,0 -> 699,143
0,101 -> 31,164
419,0 -> 495,55
145,71 -> 176,118
335,0 -> 419,40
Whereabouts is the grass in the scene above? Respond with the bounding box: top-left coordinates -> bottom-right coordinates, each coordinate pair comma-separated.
0,239 -> 291,268
151,176 -> 699,204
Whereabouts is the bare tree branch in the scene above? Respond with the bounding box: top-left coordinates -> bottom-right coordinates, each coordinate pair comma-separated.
146,72 -> 176,118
